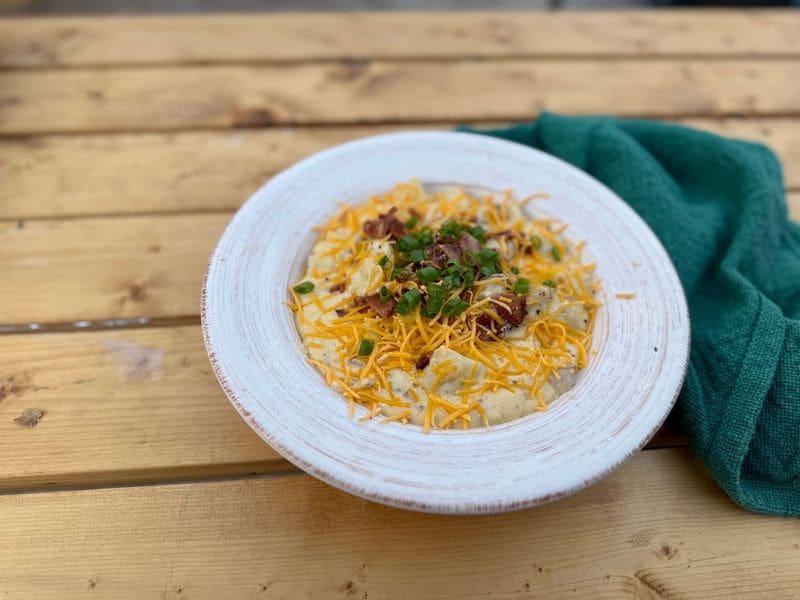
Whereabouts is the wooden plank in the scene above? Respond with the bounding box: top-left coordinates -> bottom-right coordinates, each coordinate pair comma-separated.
2,449 -> 798,599
2,194 -> 798,328
2,118 -> 799,220
0,326 -> 286,492
0,127 -> 372,219
2,60 -> 800,135
0,213 -> 225,325
0,325 -> 685,493
1,12 -> 798,68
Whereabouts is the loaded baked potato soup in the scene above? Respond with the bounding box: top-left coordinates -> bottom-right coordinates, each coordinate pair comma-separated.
289,182 -> 600,431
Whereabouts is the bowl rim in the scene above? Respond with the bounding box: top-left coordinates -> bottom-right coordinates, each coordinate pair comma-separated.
201,130 -> 690,514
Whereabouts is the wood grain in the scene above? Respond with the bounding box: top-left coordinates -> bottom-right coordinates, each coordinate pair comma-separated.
2,196 -> 797,329
0,326 -> 286,492
2,60 -> 800,135
2,118 -> 800,220
0,11 -> 794,593
0,214 -> 226,325
1,12 -> 798,68
0,127 -> 368,219
0,324 -> 685,493
2,449 -> 798,599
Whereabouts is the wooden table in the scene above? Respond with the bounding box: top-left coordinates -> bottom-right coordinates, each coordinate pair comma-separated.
1,11 -> 799,599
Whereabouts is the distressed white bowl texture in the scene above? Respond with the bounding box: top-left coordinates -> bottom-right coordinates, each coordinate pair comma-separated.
202,131 -> 689,514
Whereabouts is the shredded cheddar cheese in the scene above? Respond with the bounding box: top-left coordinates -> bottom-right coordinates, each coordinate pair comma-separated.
289,181 -> 600,430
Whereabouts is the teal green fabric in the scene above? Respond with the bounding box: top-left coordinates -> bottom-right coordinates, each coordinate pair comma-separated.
465,114 -> 800,516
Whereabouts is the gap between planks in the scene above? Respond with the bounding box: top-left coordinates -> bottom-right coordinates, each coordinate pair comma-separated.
1,11 -> 799,68
2,448 -> 799,600
7,111 -> 800,139
3,118 -> 800,221
0,325 -> 687,495
0,440 -> 684,497
2,59 -> 800,136
0,315 -> 200,336
0,194 -> 798,328
5,54 -> 800,73
0,442 -> 686,496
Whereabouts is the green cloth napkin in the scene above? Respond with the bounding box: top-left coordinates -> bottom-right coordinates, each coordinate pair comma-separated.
465,113 -> 800,516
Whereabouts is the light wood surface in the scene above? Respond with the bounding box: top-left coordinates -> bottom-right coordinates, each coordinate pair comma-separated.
0,326 -> 286,492
2,60 -> 800,135
3,192 -> 797,327
0,325 -> 686,493
0,214 -> 226,324
2,117 -> 799,220
2,10 -> 799,598
2,449 -> 799,599
1,12 -> 798,68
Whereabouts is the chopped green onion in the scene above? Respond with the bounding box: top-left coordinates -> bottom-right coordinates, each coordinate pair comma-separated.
462,251 -> 479,267
416,266 -> 441,284
293,281 -> 314,294
393,268 -> 412,282
397,235 -> 420,251
441,298 -> 470,317
392,269 -> 411,281
480,265 -> 498,278
463,269 -> 475,288
426,283 -> 446,298
510,266 -> 520,274
418,227 -> 434,246
513,278 -> 530,295
478,248 -> 498,264
377,254 -> 389,267
395,289 -> 421,315
442,274 -> 462,291
409,248 -> 426,263
405,215 -> 419,228
530,235 -> 542,250
358,339 -> 375,357
422,296 -> 444,318
378,286 -> 391,303
469,225 -> 487,243
543,279 -> 556,288
551,246 -> 562,262
439,220 -> 463,238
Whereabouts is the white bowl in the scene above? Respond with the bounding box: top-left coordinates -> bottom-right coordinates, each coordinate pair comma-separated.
202,131 -> 689,514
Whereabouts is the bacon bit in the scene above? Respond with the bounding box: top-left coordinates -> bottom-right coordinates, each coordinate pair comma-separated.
329,282 -> 346,293
387,219 -> 407,239
355,293 -> 397,318
475,313 -> 505,341
458,232 -> 481,254
335,309 -> 347,317
363,207 -> 407,240
415,352 -> 432,370
492,293 -> 527,327
427,242 -> 461,268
